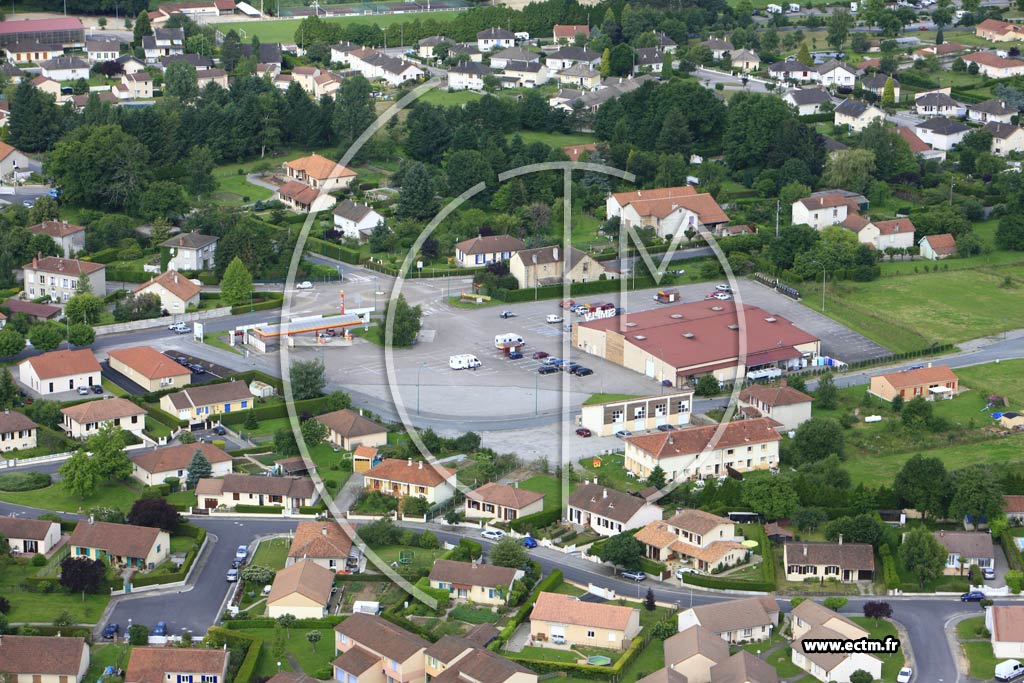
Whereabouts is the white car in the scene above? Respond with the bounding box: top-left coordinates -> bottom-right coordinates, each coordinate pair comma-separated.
713,292 -> 732,301
715,284 -> 731,292
896,667 -> 912,683
481,529 -> 505,541
296,281 -> 313,290
546,314 -> 563,324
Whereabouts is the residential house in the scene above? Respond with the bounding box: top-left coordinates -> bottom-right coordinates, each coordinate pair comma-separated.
125,648 -> 228,683
107,345 -> 192,392
899,126 -> 944,160
239,41 -> 282,65
283,153 -> 356,193
39,54 -> 89,81
768,60 -> 815,81
987,605 -> 1024,658
556,63 -> 601,90
550,75 -> 655,113
636,509 -> 748,574
985,121 -> 1024,156
730,49 -> 760,72
914,41 -> 966,58
833,99 -> 885,132
502,60 -> 548,87
142,27 -> 185,62
0,518 -> 60,555
509,245 -> 617,288
477,28 -> 514,52
546,46 -> 601,72
28,220 -> 86,258
791,190 -> 860,229
160,380 -> 255,427
624,419 -> 783,482
969,98 -> 1016,124
415,35 -> 452,59
634,47 -> 669,74
654,31 -> 678,53
454,234 -> 525,268
424,635 -> 536,683
315,409 -> 387,450
489,46 -> 537,70
0,64 -> 23,85
0,140 -> 33,181
334,614 -> 429,683
964,52 -> 1024,78
702,38 -> 733,60
333,201 -> 385,242
464,481 -> 544,522
737,381 -> 813,430
450,43 -> 483,62
130,442 -> 233,487
530,592 -> 640,650
69,520 -> 169,569
789,600 -> 882,683
1000,412 -> 1024,431
860,73 -> 899,101
782,87 -> 831,116
0,409 -> 38,452
552,24 -> 589,43
663,625 -> 729,682
6,42 -> 62,63
1007,495 -> 1024,524
22,256 -> 106,304
18,349 -> 101,396
276,180 -> 336,213
428,560 -> 520,605
614,188 -> 729,239
566,482 -> 662,537
868,365 -> 959,402
267,559 -> 335,618
133,269 -> 201,315
448,61 -> 492,90
117,54 -> 146,73
286,521 -> 355,571
358,52 -> 423,86
61,397 -> 146,440
840,215 -> 916,251
195,473 -> 318,510
160,232 -> 218,272
160,52 -> 214,71
935,530 -> 994,575
976,18 -> 1024,41
579,390 -> 693,437
113,71 -> 153,99
363,458 -> 457,505
549,88 -> 582,109
30,75 -> 61,98
0,635 -> 89,683
816,59 -> 856,87
915,90 -> 964,118
919,232 -> 958,260
676,596 -> 780,643
196,67 -> 228,89
783,542 -> 875,582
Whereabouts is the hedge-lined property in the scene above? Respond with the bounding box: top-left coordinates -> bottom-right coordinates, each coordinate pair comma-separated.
131,525 -> 207,588
508,508 -> 560,534
490,569 -> 564,652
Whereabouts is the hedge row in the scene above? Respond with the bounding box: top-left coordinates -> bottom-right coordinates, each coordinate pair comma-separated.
506,617 -> 654,680
207,627 -> 262,683
105,267 -> 153,283
798,112 -> 834,123
880,544 -> 900,590
222,616 -> 345,630
81,247 -> 121,264
218,395 -> 332,425
496,274 -> 664,303
1001,532 -> 1024,573
228,446 -> 275,456
681,570 -> 773,593
335,573 -> 392,582
747,524 -> 775,586
141,402 -> 187,430
491,569 -> 563,651
233,504 -> 285,514
307,235 -> 361,264
508,508 -> 561,534
231,293 -> 284,315
131,525 -> 207,587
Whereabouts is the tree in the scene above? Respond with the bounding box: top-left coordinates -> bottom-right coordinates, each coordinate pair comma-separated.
881,77 -> 896,107
608,43 -> 634,76
220,257 -> 253,307
127,498 -> 180,531
695,374 -> 719,396
827,9 -> 852,51
825,514 -> 885,546
220,30 -> 242,72
133,9 -> 152,46
822,149 -> 876,195
185,145 -> 216,196
863,600 -> 892,624
490,536 -> 528,568
797,43 -> 812,66
47,124 -> 150,211
68,323 -> 95,348
646,465 -> 666,490
244,410 -> 259,430
997,213 -> 1024,251
276,613 -> 297,639
815,373 -> 838,410
164,61 -> 199,102
8,81 -> 64,153
595,531 -> 644,571
894,454 -> 950,520
301,417 -> 327,447
334,74 -> 375,151
291,358 -> 326,400
65,294 -> 104,325
600,48 -> 611,77
791,417 -> 845,465
0,329 -> 24,358
128,624 -> 150,645
88,424 -> 131,481
28,324 -> 63,352
240,565 -> 275,584
743,477 -> 799,519
849,671 -> 873,683
900,527 -> 947,588
186,449 -> 213,490
60,556 -> 106,594
949,466 -> 1004,524
179,431 -> 196,444
644,587 -> 656,611
823,596 -> 848,611
0,370 -> 16,411
306,630 -> 322,651
388,294 -> 422,348
397,162 -> 437,220
793,507 -> 828,532
59,449 -> 100,499
274,429 -> 299,456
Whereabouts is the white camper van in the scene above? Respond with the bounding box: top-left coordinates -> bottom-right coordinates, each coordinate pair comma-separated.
747,367 -> 783,381
449,354 -> 481,370
494,333 -> 525,348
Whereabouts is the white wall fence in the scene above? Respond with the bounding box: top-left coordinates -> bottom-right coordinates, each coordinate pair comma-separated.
94,306 -> 233,336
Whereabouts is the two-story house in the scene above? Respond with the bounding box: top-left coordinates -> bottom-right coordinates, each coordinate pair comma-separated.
789,600 -> 882,683
61,397 -> 146,440
428,560 -> 521,605
125,648 -> 228,683
28,220 -> 86,258
86,36 -> 120,63
791,192 -> 857,230
448,61 -> 493,91
579,391 -> 693,437
985,121 -> 1024,156
22,256 -> 106,304
113,71 -> 153,99
334,613 -> 429,683
18,349 -> 101,396
737,381 -> 813,431
160,232 -> 218,272
833,99 -> 885,132
134,270 -> 201,315
333,201 -> 385,242
914,91 -> 964,118
509,246 -> 617,289
363,458 -> 457,506
566,482 -> 662,537
635,509 -> 748,574
454,234 -> 526,268
676,596 -> 780,644
141,27 -> 185,63
969,98 -> 1016,124
476,28 -> 514,52
283,153 -> 356,193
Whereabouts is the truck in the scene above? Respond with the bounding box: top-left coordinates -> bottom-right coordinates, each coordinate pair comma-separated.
747,367 -> 783,381
996,660 -> 1024,681
494,333 -> 525,349
654,289 -> 680,304
449,354 -> 481,370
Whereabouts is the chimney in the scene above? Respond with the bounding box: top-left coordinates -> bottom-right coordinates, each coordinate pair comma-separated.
32,256 -> 37,268
514,481 -> 519,488
838,534 -> 843,545
553,246 -> 559,262
418,461 -> 423,469
820,197 -> 824,206
602,489 -> 607,499
781,379 -> 787,387
321,525 -> 328,536
803,545 -> 807,557
407,458 -> 412,467
174,273 -> 179,284
88,515 -> 94,525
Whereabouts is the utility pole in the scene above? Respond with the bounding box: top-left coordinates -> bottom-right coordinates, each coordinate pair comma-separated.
775,199 -> 780,238
821,268 -> 826,312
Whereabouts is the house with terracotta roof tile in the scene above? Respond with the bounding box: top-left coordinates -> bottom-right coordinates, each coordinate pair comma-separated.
919,232 -> 958,260
623,418 -> 782,482
553,24 -> 590,43
22,256 -> 106,304
987,605 -> 1024,658
267,558 -> 335,618
108,345 -> 192,391
134,270 -> 200,315
579,390 -> 694,437
789,600 -> 881,682
70,519 -> 169,569
868,364 -> 959,402
635,509 -> 747,574
18,349 -> 101,396
287,521 -> 356,571
791,190 -> 859,229
783,542 -> 874,582
160,379 -> 254,426
529,592 -> 640,649
425,638 -> 536,683
566,482 -> 662,537
976,17 -> 1024,41
964,51 -> 1024,78
28,220 -> 85,258
464,482 -> 544,521
0,517 -> 60,555
935,530 -> 993,575
0,409 -> 39,452
1005,495 -> 1024,524
276,179 -> 338,214
677,596 -> 780,643
454,234 -> 526,268
195,473 -> 318,510
61,397 -> 146,440
131,442 -> 233,486
606,186 -> 729,240
0,634 -> 89,683
284,153 -> 356,193
839,215 -> 916,252
315,409 -> 387,451
738,381 -> 813,430
428,560 -> 521,605
125,647 -> 228,683
334,613 -> 429,683
363,458 -> 457,505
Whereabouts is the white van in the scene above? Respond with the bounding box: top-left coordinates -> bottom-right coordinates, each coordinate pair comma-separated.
494,333 -> 524,348
996,660 -> 1024,681
449,354 -> 481,370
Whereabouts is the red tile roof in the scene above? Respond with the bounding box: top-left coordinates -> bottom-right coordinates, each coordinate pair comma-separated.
61,397 -> 146,424
134,269 -> 201,303
22,349 -> 100,380
625,418 -> 781,459
363,458 -> 455,488
108,345 -> 191,379
531,592 -> 636,631
23,256 -> 104,276
923,232 -> 957,255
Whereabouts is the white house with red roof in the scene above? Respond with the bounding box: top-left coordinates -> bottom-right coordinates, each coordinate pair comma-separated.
363,458 -> 457,505
737,381 -> 814,431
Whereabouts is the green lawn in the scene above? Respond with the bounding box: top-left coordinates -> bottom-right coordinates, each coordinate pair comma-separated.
166,489 -> 198,508
0,481 -> 141,513
518,474 -> 560,512
212,173 -> 273,207
577,454 -> 643,493
850,617 -> 905,683
957,616 -> 988,640
252,537 -> 291,570
247,417 -> 295,438
418,89 -> 483,107
958,359 -> 1024,406
518,646 -> 580,663
220,10 -> 465,42
238,627 -> 336,676
370,545 -> 447,576
0,559 -> 110,623
583,393 -> 638,406
507,131 -> 597,148
85,644 -> 131,683
961,640 -> 999,680
763,646 -> 805,678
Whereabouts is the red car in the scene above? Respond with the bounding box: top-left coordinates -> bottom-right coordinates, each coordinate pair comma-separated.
532,351 -> 550,359
576,428 -> 592,437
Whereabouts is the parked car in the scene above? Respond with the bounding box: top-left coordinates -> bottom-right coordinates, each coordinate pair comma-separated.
101,624 -> 120,640
481,529 -> 504,541
296,281 -> 313,290
675,567 -> 698,579
169,322 -> 190,334
621,570 -> 646,582
546,314 -> 563,324
615,430 -> 633,438
212,425 -> 227,436
499,311 -> 516,319
153,622 -> 167,637
190,364 -> 206,375
532,351 -> 549,359
572,367 -> 593,377
538,366 -> 558,375
716,284 -> 732,292
896,667 -> 913,683
657,425 -> 677,432
91,385 -> 104,394
235,545 -> 248,561
226,568 -> 239,582
563,362 -> 582,373
175,356 -> 188,364
713,292 -> 732,301
77,386 -> 90,396
508,351 -> 524,360
522,536 -> 538,549
961,590 -> 986,602
576,427 -> 592,437
984,567 -> 996,580
22,200 -> 33,209
543,357 -> 561,366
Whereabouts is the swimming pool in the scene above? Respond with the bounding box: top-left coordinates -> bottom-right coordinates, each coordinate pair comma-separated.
1015,537 -> 1024,551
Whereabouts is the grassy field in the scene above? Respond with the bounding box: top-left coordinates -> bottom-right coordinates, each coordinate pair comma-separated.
0,559 -> 110,623
252,537 -> 291,570
220,11 -> 466,43
961,640 -> 999,679
371,544 -> 447,576
518,646 -> 580,663
0,480 -> 141,513
418,89 -> 483,107
507,131 -> 597,148
85,644 -> 131,683
577,453 -> 643,493
850,617 -> 905,682
244,626 -> 337,676
212,173 -> 273,207
518,473 -> 560,511
957,616 -> 988,640
957,359 -> 1024,406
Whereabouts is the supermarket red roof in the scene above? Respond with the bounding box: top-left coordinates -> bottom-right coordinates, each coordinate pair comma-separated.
0,17 -> 84,35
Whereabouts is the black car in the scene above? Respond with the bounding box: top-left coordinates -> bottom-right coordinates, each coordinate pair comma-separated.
102,624 -> 120,640
572,367 -> 594,376
961,590 -> 986,602
212,425 -> 227,436
175,356 -> 188,365
91,385 -> 104,394
191,365 -> 206,375
657,424 -> 677,432
538,366 -> 558,375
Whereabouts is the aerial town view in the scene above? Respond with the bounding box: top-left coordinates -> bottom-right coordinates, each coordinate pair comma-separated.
3,0 -> 1024,681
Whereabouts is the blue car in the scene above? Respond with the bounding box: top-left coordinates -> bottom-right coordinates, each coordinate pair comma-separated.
523,536 -> 538,549
101,624 -> 119,640
153,622 -> 167,637
961,590 -> 986,602
508,351 -> 524,360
